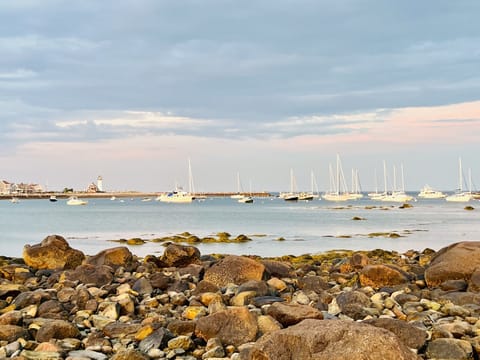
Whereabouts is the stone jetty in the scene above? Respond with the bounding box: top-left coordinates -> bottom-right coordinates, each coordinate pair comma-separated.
0,235 -> 480,359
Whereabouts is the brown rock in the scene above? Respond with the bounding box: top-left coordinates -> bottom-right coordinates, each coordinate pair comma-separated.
37,299 -> 68,319
35,320 -> 80,342
240,319 -> 419,360
204,255 -> 265,287
167,320 -> 197,336
261,260 -> 294,278
23,235 -> 85,270
265,302 -> 323,326
195,306 -> 258,346
363,318 -> 428,350
298,276 -> 330,293
0,310 -> 23,325
64,264 -> 114,287
359,264 -> 411,288
425,241 -> 480,287
103,322 -> 142,339
161,243 -> 201,267
0,324 -> 29,342
149,272 -> 171,290
85,246 -> 137,271
468,268 -> 480,292
110,349 -> 149,360
336,291 -> 371,320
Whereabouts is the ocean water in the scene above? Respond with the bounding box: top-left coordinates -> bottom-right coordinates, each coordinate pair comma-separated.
1,196 -> 479,258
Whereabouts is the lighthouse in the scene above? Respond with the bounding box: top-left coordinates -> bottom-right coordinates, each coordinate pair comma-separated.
97,176 -> 103,192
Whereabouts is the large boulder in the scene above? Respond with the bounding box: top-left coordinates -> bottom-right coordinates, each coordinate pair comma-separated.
64,264 -> 114,287
195,306 -> 258,346
425,241 -> 480,287
85,246 -> 137,271
362,318 -> 428,350
35,319 -> 81,342
23,235 -> 85,270
240,319 -> 419,360
204,255 -> 265,287
160,243 -> 201,268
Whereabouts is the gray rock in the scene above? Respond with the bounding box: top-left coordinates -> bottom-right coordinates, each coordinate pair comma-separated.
426,338 -> 474,360
363,317 -> 428,349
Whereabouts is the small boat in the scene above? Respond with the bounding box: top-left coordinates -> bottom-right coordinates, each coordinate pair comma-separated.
238,196 -> 254,203
66,196 -> 88,205
141,197 -> 152,202
110,196 -> 116,201
417,185 -> 446,199
49,195 -> 58,202
298,192 -> 314,201
323,155 -> 351,201
10,197 -> 19,204
445,158 -> 473,203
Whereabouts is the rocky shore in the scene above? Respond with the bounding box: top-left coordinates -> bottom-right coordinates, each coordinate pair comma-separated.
1,236 -> 480,359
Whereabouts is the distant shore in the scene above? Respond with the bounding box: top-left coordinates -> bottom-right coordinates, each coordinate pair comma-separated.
0,191 -> 273,200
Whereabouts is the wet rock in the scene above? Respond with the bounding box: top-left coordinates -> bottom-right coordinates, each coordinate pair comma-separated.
23,234 -> 85,270
425,241 -> 480,287
204,255 -> 265,287
85,246 -> 137,271
359,264 -> 411,288
265,302 -> 323,326
195,306 -> 258,346
160,243 -> 201,267
240,319 -> 419,360
363,317 -> 428,350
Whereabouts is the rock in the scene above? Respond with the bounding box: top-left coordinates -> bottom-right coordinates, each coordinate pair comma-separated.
425,241 -> 480,287
363,318 -> 428,350
110,349 -> 149,360
0,310 -> 22,325
64,264 -> 114,287
468,268 -> 480,293
204,255 -> 265,287
161,243 -> 201,267
167,320 -> 196,336
261,260 -> 294,278
237,280 -> 270,297
426,338 -> 474,360
149,272 -> 171,290
336,291 -> 371,320
0,325 -> 29,342
240,319 -> 419,360
359,264 -> 411,288
23,235 -> 85,270
102,322 -> 142,339
195,306 -> 258,346
35,320 -> 80,342
265,302 -> 323,326
85,246 -> 137,271
138,328 -> 173,353
298,276 -> 330,293
132,277 -> 153,295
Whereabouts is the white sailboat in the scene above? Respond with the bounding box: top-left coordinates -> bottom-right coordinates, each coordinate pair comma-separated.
381,164 -> 413,202
322,154 -> 351,201
231,172 -> 245,199
238,180 -> 254,203
280,169 -> 299,201
368,168 -> 382,198
446,158 -> 472,202
298,170 -> 320,200
348,168 -> 363,200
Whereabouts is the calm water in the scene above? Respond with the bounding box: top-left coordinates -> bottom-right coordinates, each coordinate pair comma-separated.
1,196 -> 479,258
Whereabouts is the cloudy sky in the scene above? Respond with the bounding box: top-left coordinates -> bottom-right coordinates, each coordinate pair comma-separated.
1,1 -> 480,192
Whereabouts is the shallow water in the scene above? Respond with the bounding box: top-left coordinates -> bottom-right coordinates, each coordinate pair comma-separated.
1,196 -> 479,258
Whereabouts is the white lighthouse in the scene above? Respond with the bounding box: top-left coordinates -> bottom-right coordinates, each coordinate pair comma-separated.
97,176 -> 103,192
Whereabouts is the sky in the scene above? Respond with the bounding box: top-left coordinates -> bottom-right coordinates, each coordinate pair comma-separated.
1,0 -> 480,193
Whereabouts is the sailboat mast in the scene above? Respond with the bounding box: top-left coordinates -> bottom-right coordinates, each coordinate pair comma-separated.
188,158 -> 195,194
401,164 -> 405,192
383,161 -> 387,194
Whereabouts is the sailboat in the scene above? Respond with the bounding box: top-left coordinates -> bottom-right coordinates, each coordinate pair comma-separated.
238,179 -> 254,203
298,170 -> 320,200
231,172 -> 245,199
322,154 -> 351,201
381,164 -> 413,202
348,168 -> 363,200
368,168 -> 382,198
280,169 -> 299,201
156,159 -> 196,203
445,158 -> 472,202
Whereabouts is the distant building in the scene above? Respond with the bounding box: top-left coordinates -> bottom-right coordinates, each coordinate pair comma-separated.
15,183 -> 43,194
0,180 -> 12,195
86,182 -> 99,193
97,176 -> 103,192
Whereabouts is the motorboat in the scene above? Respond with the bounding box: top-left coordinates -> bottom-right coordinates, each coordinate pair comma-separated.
49,195 -> 58,202
10,197 -> 19,204
156,189 -> 194,203
66,196 -> 88,205
417,185 -> 446,199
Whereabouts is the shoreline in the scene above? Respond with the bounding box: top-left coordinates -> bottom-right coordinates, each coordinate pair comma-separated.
0,191 -> 273,200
